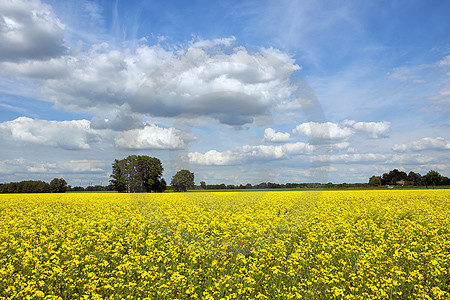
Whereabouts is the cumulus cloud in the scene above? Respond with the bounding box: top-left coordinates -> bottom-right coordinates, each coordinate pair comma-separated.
263,128 -> 292,143
393,137 -> 450,152
187,142 -> 313,165
0,117 -> 185,150
2,40 -> 302,126
115,125 -> 185,149
1,43 -> 173,112
293,121 -> 353,140
132,46 -> 300,126
292,120 -> 390,140
0,0 -> 66,62
0,117 -> 99,150
342,120 -> 390,138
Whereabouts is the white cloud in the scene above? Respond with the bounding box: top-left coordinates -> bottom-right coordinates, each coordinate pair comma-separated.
0,0 -> 66,61
312,153 -> 390,163
263,128 -> 292,143
342,120 -> 390,138
2,39 -> 301,126
393,137 -> 450,152
190,36 -> 236,48
1,43 -> 173,113
0,117 -> 99,150
132,46 -> 300,126
115,125 -> 185,149
0,158 -> 105,174
293,121 -> 353,140
187,142 -> 313,165
0,57 -> 68,79
332,141 -> 350,150
292,120 -> 390,141
0,117 -> 185,151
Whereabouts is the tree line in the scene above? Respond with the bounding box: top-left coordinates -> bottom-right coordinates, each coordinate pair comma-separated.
369,169 -> 449,188
2,158 -> 448,193
0,178 -> 67,193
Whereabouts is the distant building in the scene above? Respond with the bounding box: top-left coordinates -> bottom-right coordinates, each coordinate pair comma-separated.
396,180 -> 405,186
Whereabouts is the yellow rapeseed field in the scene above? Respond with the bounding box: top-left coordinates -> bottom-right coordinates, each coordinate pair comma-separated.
0,190 -> 449,299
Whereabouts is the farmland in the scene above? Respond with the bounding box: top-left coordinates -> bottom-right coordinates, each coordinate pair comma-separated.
0,190 -> 449,299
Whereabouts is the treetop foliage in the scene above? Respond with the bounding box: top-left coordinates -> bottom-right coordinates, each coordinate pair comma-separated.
171,169 -> 195,192
110,155 -> 166,193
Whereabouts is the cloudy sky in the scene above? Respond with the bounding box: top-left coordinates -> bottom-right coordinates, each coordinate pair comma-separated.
0,0 -> 449,186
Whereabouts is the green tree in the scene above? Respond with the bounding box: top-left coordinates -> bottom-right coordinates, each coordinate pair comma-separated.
50,178 -> 67,193
110,155 -> 164,193
110,159 -> 127,192
137,155 -> 164,192
423,170 -> 443,188
368,176 -> 382,186
381,169 -> 407,185
171,170 -> 195,192
155,178 -> 167,193
407,171 -> 423,186
200,181 -> 206,190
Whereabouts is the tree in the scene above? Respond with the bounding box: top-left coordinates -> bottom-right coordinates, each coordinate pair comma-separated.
171,170 -> 194,192
137,155 -> 164,192
368,176 -> 382,186
200,181 -> 206,190
423,170 -> 443,188
407,171 -> 423,186
154,178 -> 167,193
50,178 -> 67,193
0,180 -> 51,193
110,159 -> 127,192
381,169 -> 407,185
110,155 -> 164,193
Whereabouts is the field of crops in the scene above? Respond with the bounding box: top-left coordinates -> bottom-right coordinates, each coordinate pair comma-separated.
1,190 -> 449,299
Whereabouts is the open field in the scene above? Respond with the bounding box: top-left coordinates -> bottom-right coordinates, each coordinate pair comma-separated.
1,190 -> 449,299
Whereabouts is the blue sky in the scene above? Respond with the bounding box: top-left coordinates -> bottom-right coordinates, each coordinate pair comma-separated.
0,0 -> 449,186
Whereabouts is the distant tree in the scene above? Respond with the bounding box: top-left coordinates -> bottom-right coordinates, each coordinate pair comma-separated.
171,170 -> 195,192
423,170 -> 443,188
200,181 -> 206,190
442,176 -> 450,186
71,186 -> 85,192
368,176 -> 382,186
50,178 -> 67,193
110,155 -> 164,193
381,169 -> 408,185
407,171 -> 423,186
0,180 -> 51,193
